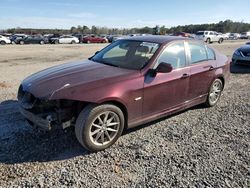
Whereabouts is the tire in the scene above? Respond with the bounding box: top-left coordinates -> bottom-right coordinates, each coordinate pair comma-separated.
206,38 -> 211,43
40,40 -> 45,45
0,41 -> 6,45
54,40 -> 59,44
87,40 -> 90,44
204,79 -> 223,107
75,104 -> 125,152
218,38 -> 223,44
71,40 -> 76,44
19,41 -> 24,45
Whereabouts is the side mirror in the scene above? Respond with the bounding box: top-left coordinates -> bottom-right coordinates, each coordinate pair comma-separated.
156,62 -> 173,73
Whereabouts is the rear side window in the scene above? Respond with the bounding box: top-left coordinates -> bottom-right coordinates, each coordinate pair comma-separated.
157,42 -> 186,69
207,47 -> 216,60
188,43 -> 207,64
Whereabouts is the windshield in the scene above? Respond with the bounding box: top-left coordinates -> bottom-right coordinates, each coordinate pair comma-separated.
91,40 -> 160,70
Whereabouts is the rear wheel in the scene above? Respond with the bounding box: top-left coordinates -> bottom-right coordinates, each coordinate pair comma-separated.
205,79 -> 223,107
40,40 -> 45,45
20,41 -> 24,45
75,104 -> 125,152
87,40 -> 90,44
0,41 -> 6,45
54,40 -> 59,44
71,40 -> 76,44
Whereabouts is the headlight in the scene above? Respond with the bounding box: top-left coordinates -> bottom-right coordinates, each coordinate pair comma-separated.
233,49 -> 241,56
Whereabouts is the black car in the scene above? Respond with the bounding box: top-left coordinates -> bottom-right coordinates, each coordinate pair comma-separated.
232,43 -> 250,65
18,35 -> 48,45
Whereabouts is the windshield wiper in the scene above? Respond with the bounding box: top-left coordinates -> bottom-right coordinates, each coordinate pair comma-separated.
101,62 -> 119,68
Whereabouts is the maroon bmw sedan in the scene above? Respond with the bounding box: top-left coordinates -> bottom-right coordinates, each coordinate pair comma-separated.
18,36 -> 230,151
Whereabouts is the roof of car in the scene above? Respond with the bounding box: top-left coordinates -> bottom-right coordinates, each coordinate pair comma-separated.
123,35 -> 193,44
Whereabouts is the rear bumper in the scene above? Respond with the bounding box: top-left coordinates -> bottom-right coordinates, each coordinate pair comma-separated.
19,107 -> 53,131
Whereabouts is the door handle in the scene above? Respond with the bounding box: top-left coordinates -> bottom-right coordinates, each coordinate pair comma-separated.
181,73 -> 190,79
203,65 -> 214,71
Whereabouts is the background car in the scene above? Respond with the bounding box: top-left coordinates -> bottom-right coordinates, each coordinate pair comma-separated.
196,31 -> 224,43
51,35 -> 79,44
232,44 -> 250,65
9,34 -> 28,44
172,32 -> 193,38
82,35 -> 108,43
17,35 -> 48,45
0,35 -> 11,45
228,33 -> 240,40
44,34 -> 61,44
240,32 -> 250,39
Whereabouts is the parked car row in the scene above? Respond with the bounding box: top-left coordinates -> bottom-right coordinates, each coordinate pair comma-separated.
0,34 -> 110,45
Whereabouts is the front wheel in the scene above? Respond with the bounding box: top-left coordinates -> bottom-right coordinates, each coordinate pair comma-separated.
218,38 -> 223,44
75,104 -> 125,152
206,38 -> 211,43
205,79 -> 223,107
0,41 -> 6,45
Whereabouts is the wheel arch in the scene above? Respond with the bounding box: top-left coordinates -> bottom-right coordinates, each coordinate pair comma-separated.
100,100 -> 128,131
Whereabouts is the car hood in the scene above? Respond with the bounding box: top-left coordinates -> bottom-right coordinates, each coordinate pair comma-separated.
21,60 -> 139,99
239,45 -> 250,53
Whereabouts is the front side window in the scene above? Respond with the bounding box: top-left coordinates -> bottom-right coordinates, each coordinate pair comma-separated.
188,43 -> 207,64
91,40 -> 159,70
156,42 -> 186,69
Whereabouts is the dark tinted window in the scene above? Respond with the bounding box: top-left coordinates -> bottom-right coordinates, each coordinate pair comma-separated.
188,43 -> 207,64
196,32 -> 204,35
207,47 -> 215,60
157,42 -> 186,69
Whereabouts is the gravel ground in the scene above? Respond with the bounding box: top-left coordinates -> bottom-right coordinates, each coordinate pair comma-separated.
0,41 -> 249,187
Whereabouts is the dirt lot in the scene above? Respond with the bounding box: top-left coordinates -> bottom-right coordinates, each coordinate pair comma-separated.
0,41 -> 249,187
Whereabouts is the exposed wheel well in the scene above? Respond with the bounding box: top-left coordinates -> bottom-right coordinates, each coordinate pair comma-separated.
217,76 -> 225,89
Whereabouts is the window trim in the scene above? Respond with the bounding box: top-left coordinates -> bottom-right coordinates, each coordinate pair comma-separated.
153,40 -> 188,70
205,45 -> 216,60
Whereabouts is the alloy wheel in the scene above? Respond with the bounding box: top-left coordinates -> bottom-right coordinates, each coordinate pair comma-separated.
209,81 -> 222,104
89,111 -> 120,146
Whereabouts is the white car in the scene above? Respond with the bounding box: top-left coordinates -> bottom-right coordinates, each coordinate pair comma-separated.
0,35 -> 11,45
196,31 -> 224,44
52,35 -> 79,44
240,32 -> 250,39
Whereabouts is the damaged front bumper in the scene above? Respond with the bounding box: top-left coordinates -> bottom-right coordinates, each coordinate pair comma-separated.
19,107 -> 57,131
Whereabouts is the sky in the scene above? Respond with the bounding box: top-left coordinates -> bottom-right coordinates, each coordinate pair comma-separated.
1,0 -> 250,29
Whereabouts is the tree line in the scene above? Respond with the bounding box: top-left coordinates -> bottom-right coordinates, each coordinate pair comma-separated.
2,20 -> 250,35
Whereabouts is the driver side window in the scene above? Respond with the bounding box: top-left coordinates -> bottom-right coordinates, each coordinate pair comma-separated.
157,42 -> 186,69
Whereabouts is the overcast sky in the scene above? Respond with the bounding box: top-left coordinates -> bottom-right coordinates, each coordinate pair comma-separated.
1,0 -> 250,29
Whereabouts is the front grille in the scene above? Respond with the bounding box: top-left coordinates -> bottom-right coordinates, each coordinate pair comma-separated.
241,51 -> 250,57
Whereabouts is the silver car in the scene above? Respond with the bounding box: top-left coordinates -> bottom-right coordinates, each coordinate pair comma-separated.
232,43 -> 250,65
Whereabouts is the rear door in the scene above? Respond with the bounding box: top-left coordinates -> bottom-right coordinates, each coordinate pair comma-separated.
143,41 -> 190,117
186,41 -> 216,101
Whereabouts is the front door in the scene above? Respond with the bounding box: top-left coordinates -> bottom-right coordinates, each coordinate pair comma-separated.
143,41 -> 190,117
